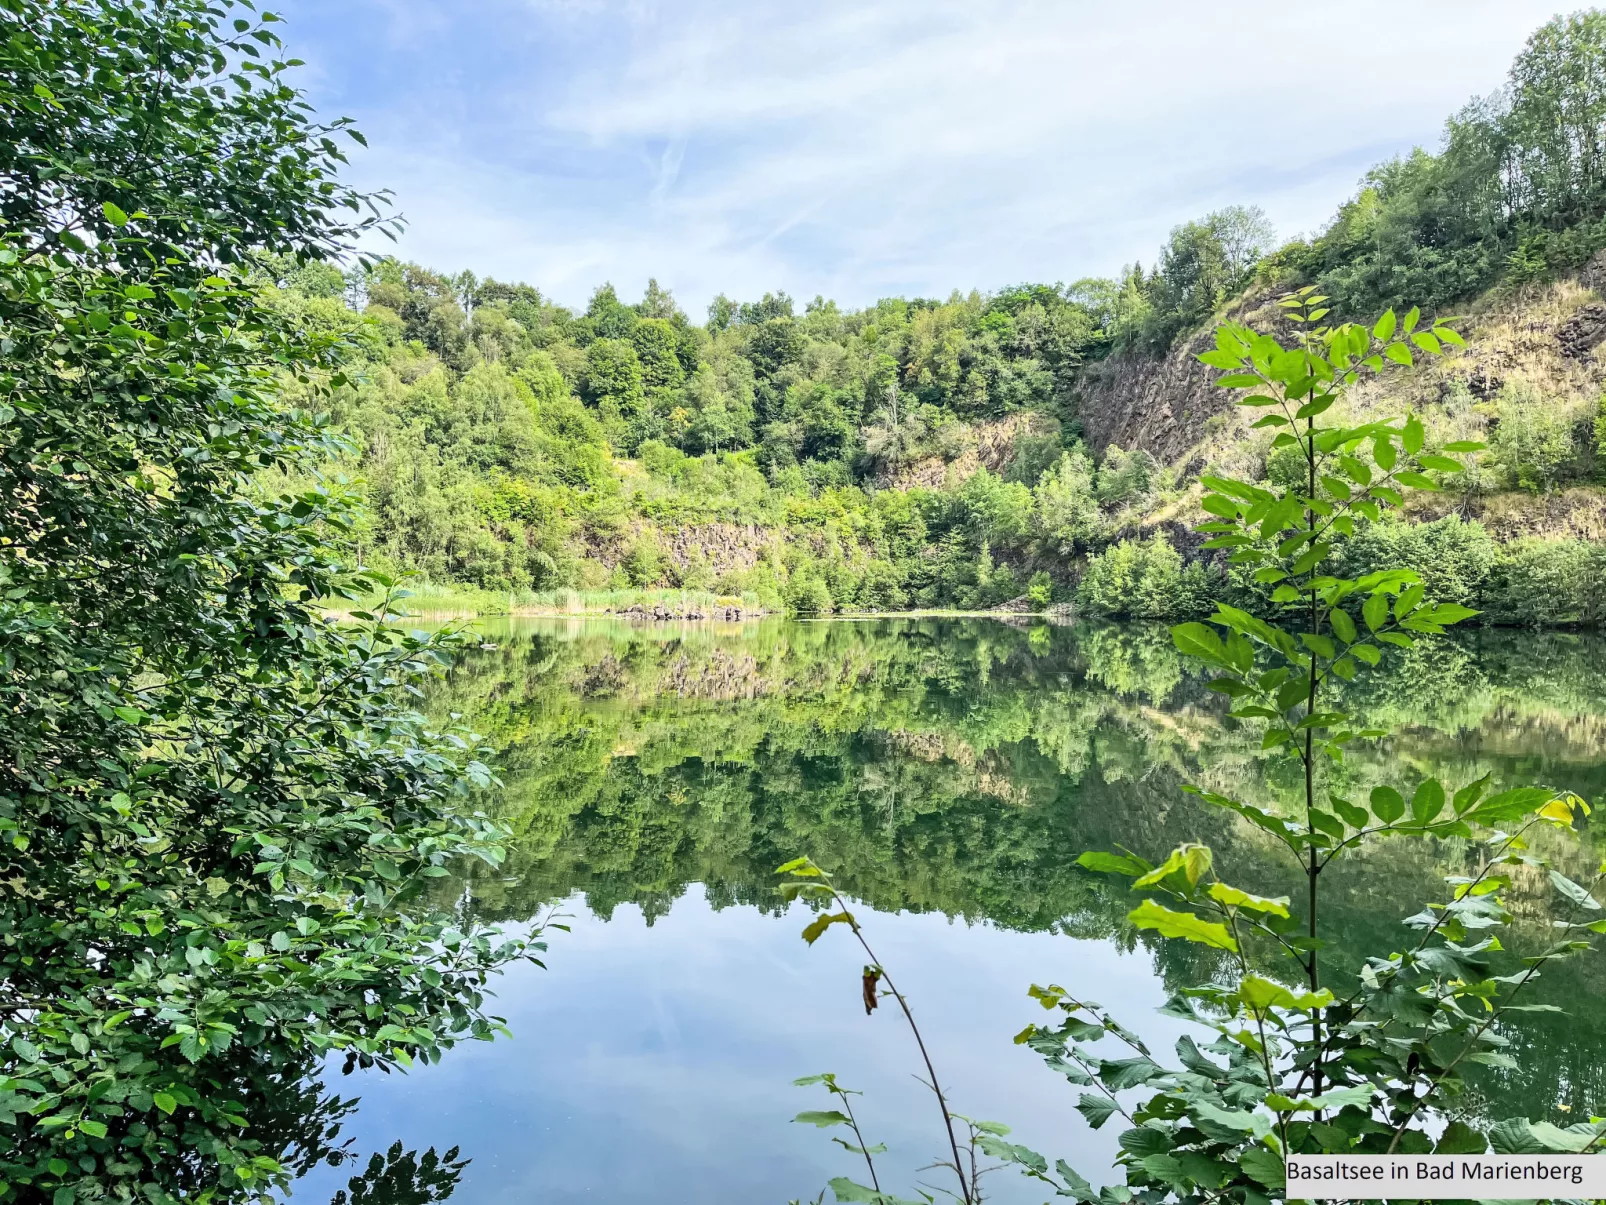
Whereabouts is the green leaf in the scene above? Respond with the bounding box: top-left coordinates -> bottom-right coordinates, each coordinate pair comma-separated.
1074,1094 -> 1119,1129
1098,1056 -> 1167,1091
1362,593 -> 1388,632
1134,844 -> 1211,889
1410,779 -> 1445,823
1435,1120 -> 1488,1154
1207,882 -> 1290,917
1470,788 -> 1557,825
828,1176 -> 920,1203
102,201 -> 130,227
1329,795 -> 1369,829
1215,373 -> 1264,388
1329,608 -> 1356,644
1453,774 -> 1490,814
1402,415 -> 1425,454
1370,786 -> 1405,823
801,912 -> 853,945
794,1110 -> 852,1127
152,1092 -> 177,1115
1549,870 -> 1601,911
1171,622 -> 1224,664
1372,310 -> 1397,341
1127,900 -> 1236,951
1238,1145 -> 1285,1189
1417,453 -> 1463,472
1077,851 -> 1151,877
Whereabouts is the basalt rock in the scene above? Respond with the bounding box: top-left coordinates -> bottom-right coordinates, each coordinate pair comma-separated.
1557,302 -> 1606,359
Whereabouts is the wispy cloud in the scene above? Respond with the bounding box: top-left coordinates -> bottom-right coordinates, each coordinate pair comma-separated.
276,0 -> 1565,313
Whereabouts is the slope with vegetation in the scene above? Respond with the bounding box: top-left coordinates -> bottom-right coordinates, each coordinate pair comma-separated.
274,10 -> 1606,624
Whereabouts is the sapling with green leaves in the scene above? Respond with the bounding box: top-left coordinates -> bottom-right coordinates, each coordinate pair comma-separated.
777,857 -> 1030,1205
1002,293 -> 1606,1201
779,293 -> 1606,1205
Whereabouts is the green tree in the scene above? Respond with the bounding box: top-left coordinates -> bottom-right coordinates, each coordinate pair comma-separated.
630,317 -> 686,397
0,3 -> 536,1202
584,337 -> 649,449
1506,11 -> 1606,225
1033,450 -> 1102,552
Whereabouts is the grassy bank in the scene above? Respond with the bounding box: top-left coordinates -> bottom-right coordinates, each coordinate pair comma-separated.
336,582 -> 771,618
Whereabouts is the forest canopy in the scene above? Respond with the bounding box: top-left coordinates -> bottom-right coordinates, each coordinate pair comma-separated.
250,9 -> 1606,621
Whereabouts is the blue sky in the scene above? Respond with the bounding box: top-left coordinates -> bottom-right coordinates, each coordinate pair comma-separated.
276,0 -> 1570,316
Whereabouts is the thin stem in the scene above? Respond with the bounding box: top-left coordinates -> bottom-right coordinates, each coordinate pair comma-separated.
828,884 -> 973,1205
1302,323 -> 1324,1102
834,1088 -> 882,1195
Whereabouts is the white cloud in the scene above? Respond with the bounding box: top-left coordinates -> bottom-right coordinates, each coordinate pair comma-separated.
304,0 -> 1570,311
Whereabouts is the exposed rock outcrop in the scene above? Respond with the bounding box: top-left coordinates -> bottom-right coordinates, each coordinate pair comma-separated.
1069,295 -> 1286,470
1557,302 -> 1606,359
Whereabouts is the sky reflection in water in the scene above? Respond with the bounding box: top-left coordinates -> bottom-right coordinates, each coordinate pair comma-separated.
290,617 -> 1606,1203
294,888 -> 1187,1205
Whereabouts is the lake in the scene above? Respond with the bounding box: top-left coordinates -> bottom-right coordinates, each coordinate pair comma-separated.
290,617 -> 1606,1205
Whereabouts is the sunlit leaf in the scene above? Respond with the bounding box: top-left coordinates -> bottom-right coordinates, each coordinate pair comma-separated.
1127,900 -> 1236,951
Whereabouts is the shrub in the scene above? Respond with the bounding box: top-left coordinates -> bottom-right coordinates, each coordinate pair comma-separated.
1336,514 -> 1499,608
1096,444 -> 1157,506
1488,381 -> 1586,491
1032,450 -> 1101,552
1077,533 -> 1213,619
786,573 -> 834,615
1483,537 -> 1606,626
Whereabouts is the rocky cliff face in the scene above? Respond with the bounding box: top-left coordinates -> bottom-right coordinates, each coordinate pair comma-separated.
1069,264 -> 1606,493
1068,296 -> 1291,471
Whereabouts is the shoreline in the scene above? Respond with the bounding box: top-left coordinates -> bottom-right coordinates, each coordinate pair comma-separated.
324,605 -> 1070,623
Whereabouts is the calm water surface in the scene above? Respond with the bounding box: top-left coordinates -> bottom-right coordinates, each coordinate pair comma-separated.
291,618 -> 1606,1204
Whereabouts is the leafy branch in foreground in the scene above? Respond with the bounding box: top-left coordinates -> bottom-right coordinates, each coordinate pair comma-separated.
779,857 -> 1028,1205
0,3 -> 540,1200
994,293 -> 1606,1202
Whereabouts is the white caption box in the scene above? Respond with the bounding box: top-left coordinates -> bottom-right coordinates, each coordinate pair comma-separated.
1286,1154 -> 1606,1199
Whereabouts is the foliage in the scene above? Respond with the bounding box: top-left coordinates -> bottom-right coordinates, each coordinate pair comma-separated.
1271,11 -> 1606,314
780,295 -> 1606,1203
0,3 -> 537,1202
1337,515 -> 1606,627
226,10 -> 1606,618
1076,535 -> 1216,620
1004,296 -> 1604,1201
1486,380 -> 1591,491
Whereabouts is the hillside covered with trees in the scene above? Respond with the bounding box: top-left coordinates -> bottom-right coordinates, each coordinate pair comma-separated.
279,10 -> 1606,623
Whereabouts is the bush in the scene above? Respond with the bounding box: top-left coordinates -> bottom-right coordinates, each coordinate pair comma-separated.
1336,514 -> 1499,608
1026,570 -> 1054,610
786,573 -> 834,615
1076,533 -> 1214,619
1488,381 -> 1587,492
1032,449 -> 1101,552
1483,537 -> 1606,626
1095,444 -> 1157,506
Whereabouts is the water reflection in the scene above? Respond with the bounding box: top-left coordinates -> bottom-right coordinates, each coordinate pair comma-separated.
293,618 -> 1606,1203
